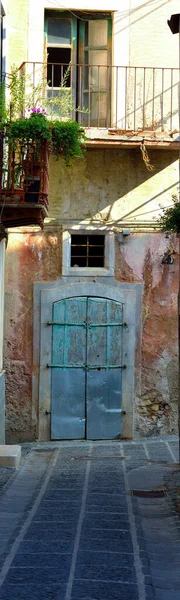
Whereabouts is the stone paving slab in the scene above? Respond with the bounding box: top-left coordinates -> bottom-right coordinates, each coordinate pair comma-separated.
0,437 -> 179,599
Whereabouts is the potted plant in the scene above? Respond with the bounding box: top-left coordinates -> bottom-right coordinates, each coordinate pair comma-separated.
0,66 -> 86,206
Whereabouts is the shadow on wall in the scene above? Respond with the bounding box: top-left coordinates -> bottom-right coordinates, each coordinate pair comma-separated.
48,148 -> 178,225
115,0 -> 175,34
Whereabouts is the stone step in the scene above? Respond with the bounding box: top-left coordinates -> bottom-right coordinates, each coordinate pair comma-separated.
0,445 -> 21,468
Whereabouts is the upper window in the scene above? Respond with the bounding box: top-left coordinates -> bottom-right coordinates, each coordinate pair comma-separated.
47,17 -> 71,88
45,11 -> 112,127
47,18 -> 71,45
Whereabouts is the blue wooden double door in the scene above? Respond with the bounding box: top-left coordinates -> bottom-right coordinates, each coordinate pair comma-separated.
50,296 -> 124,440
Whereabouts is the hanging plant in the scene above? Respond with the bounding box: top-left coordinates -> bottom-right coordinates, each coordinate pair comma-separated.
50,120 -> 86,162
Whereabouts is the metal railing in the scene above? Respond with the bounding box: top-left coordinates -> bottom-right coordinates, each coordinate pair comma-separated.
19,61 -> 179,132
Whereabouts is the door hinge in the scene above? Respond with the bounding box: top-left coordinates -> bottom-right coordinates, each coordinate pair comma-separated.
47,363 -> 126,370
47,321 -> 86,327
88,322 -> 128,328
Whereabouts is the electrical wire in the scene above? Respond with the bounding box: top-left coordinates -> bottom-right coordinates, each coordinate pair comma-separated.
46,0 -> 171,20
6,0 -> 173,26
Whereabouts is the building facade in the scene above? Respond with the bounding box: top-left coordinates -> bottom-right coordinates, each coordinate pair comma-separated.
0,0 -> 6,443
2,0 -> 180,442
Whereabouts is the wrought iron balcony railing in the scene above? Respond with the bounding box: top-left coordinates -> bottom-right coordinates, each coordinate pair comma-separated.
19,61 -> 179,133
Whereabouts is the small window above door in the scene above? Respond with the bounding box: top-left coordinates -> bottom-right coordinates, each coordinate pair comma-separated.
62,229 -> 115,277
71,234 -> 105,268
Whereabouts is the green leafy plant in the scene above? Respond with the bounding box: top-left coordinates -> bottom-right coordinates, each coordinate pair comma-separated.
0,64 -> 86,180
4,112 -> 85,165
50,120 -> 86,161
159,195 -> 180,233
0,80 -> 6,122
5,112 -> 51,147
1,64 -> 88,122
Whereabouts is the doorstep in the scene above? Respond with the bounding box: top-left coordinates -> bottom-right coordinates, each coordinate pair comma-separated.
0,445 -> 21,468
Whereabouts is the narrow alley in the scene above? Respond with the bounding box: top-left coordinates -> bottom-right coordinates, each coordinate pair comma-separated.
0,437 -> 179,600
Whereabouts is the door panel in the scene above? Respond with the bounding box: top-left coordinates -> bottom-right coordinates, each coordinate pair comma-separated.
51,370 -> 85,439
86,298 -> 123,440
51,296 -> 123,440
79,18 -> 111,127
87,370 -> 122,440
51,297 -> 86,439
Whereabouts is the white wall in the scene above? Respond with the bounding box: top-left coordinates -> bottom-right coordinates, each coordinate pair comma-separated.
0,239 -> 5,371
26,0 -> 180,65
129,0 -> 180,68
0,238 -> 5,445
28,0 -> 120,63
25,0 -> 180,129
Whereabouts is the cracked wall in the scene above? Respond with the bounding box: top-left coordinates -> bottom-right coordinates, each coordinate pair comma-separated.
116,233 -> 178,438
4,148 -> 179,441
4,229 -> 62,442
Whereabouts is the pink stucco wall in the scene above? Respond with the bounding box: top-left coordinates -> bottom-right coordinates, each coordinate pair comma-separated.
4,228 -> 178,442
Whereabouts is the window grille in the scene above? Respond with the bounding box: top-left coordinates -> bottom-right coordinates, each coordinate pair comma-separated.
71,234 -> 105,268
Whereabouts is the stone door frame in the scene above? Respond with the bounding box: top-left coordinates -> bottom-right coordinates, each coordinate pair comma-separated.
33,278 -> 143,440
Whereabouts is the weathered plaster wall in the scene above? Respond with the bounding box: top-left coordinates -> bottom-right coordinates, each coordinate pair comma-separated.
115,233 -> 179,438
129,0 -> 179,68
4,148 -> 179,441
0,239 -> 5,371
3,0 -> 179,442
6,0 -> 28,69
48,148 -> 179,224
0,239 -> 6,443
24,0 -> 180,68
4,228 -> 62,442
0,372 -> 5,444
5,0 -> 180,70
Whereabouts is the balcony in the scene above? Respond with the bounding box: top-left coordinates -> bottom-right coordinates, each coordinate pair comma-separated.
20,61 -> 179,135
0,140 -> 49,229
0,61 -> 178,228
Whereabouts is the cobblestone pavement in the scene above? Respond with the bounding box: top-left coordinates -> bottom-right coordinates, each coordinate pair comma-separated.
0,436 -> 179,599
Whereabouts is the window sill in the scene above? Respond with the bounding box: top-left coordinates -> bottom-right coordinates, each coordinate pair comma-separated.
62,267 -> 114,277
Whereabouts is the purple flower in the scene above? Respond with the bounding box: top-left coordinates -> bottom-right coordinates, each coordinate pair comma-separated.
27,107 -> 47,117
